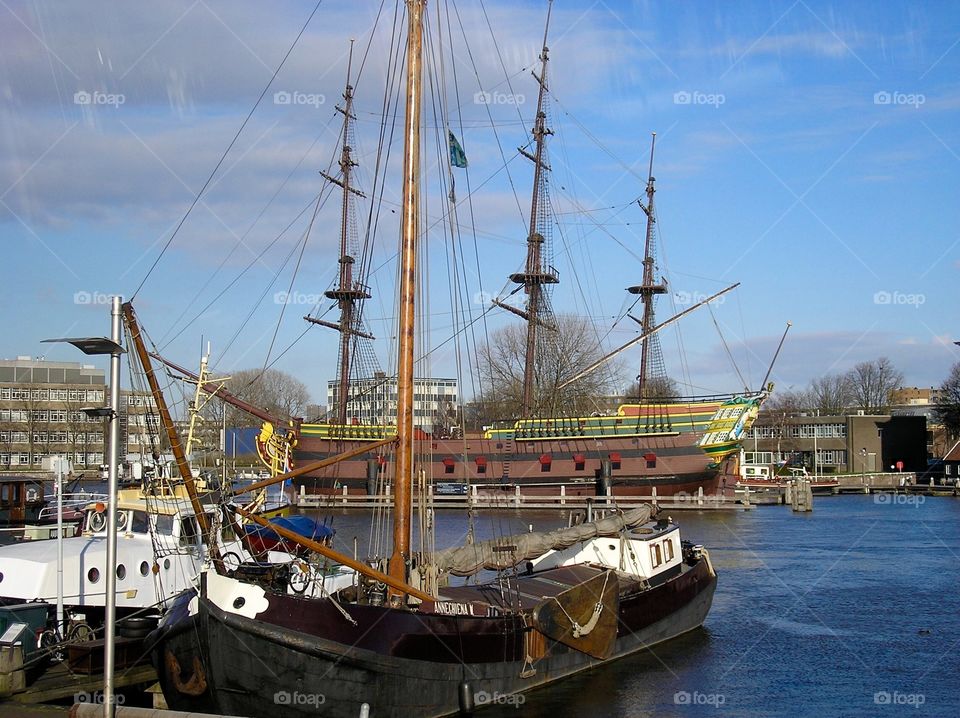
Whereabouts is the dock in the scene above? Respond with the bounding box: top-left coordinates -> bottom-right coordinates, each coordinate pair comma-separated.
294,486 -> 754,511
8,663 -> 157,706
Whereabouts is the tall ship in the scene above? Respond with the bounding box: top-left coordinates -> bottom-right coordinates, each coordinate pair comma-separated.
148,4 -> 719,714
291,22 -> 767,500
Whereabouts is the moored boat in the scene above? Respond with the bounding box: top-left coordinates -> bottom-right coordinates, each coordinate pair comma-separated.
146,4 -> 721,716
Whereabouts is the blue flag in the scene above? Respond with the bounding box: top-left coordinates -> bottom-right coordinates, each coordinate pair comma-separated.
448,131 -> 468,168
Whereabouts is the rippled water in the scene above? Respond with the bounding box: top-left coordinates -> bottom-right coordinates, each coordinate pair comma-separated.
315,495 -> 960,717
8,487 -> 956,716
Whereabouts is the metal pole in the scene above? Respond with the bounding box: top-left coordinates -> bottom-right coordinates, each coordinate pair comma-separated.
56,456 -> 64,635
104,296 -> 122,718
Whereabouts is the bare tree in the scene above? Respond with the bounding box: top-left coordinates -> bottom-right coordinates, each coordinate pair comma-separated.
808,373 -> 852,415
476,314 -> 622,422
220,368 -> 310,428
431,396 -> 459,438
846,358 -> 903,414
934,362 -> 960,439
621,376 -> 680,402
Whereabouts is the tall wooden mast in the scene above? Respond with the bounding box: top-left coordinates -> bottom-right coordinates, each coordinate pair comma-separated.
388,0 -> 425,588
627,132 -> 667,398
305,41 -> 372,426
122,302 -> 219,564
512,2 -> 557,418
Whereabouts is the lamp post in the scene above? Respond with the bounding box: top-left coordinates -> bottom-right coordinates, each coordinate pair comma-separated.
43,297 -> 124,718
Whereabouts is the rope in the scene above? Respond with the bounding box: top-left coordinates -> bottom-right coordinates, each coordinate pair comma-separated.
546,570 -> 611,638
131,0 -> 325,300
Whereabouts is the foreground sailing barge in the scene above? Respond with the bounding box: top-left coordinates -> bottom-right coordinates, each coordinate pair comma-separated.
151,508 -> 716,717
148,3 -> 717,715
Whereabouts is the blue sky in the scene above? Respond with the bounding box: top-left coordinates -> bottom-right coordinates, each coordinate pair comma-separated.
1,0 -> 958,407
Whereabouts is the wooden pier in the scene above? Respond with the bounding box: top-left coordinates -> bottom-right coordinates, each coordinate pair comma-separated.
8,663 -> 157,706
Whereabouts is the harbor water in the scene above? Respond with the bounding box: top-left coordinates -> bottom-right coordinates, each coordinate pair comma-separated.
315,495 -> 960,717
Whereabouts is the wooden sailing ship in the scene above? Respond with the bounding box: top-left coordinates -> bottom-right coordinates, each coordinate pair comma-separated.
146,4 -> 719,716
292,13 -> 766,500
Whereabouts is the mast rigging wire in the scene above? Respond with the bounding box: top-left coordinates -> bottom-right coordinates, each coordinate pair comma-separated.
131,0 -> 326,301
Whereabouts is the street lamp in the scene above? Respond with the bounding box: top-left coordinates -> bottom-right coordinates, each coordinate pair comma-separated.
43,297 -> 124,718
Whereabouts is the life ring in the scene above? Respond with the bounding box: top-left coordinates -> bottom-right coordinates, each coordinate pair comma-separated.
26,488 -> 39,502
89,511 -> 107,532
221,552 -> 241,572
289,561 -> 311,594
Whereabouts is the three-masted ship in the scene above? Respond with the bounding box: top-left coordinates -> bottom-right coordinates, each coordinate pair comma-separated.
147,4 -> 719,716
292,11 -> 765,501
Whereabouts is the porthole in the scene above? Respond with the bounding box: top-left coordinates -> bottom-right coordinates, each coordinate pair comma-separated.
116,564 -> 126,580
233,597 -> 246,609
163,558 -> 171,570
117,512 -> 129,530
0,572 -> 4,583
88,567 -> 100,584
140,561 -> 150,577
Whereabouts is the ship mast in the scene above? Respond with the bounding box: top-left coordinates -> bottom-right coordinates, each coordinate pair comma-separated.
511,3 -> 557,418
304,40 -> 372,426
388,0 -> 425,589
627,132 -> 667,399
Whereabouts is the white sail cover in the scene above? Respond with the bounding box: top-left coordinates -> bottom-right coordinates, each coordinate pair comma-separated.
432,505 -> 655,576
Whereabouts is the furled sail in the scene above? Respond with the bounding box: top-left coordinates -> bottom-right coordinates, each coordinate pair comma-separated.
432,505 -> 655,576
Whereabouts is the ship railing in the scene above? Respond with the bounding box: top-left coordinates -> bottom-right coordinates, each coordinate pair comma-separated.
36,492 -> 109,520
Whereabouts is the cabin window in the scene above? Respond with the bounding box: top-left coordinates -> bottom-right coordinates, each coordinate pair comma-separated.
131,511 -> 149,533
645,452 -> 657,469
573,453 -> 586,471
442,457 -> 455,474
116,564 -> 126,580
87,567 -> 100,584
650,543 -> 663,568
608,452 -> 621,470
139,561 -> 150,577
154,514 -> 174,536
663,539 -> 674,562
539,454 -> 552,472
475,456 -> 488,474
179,517 -> 201,546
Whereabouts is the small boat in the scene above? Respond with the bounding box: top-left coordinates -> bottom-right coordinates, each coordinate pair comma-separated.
0,480 -> 295,639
